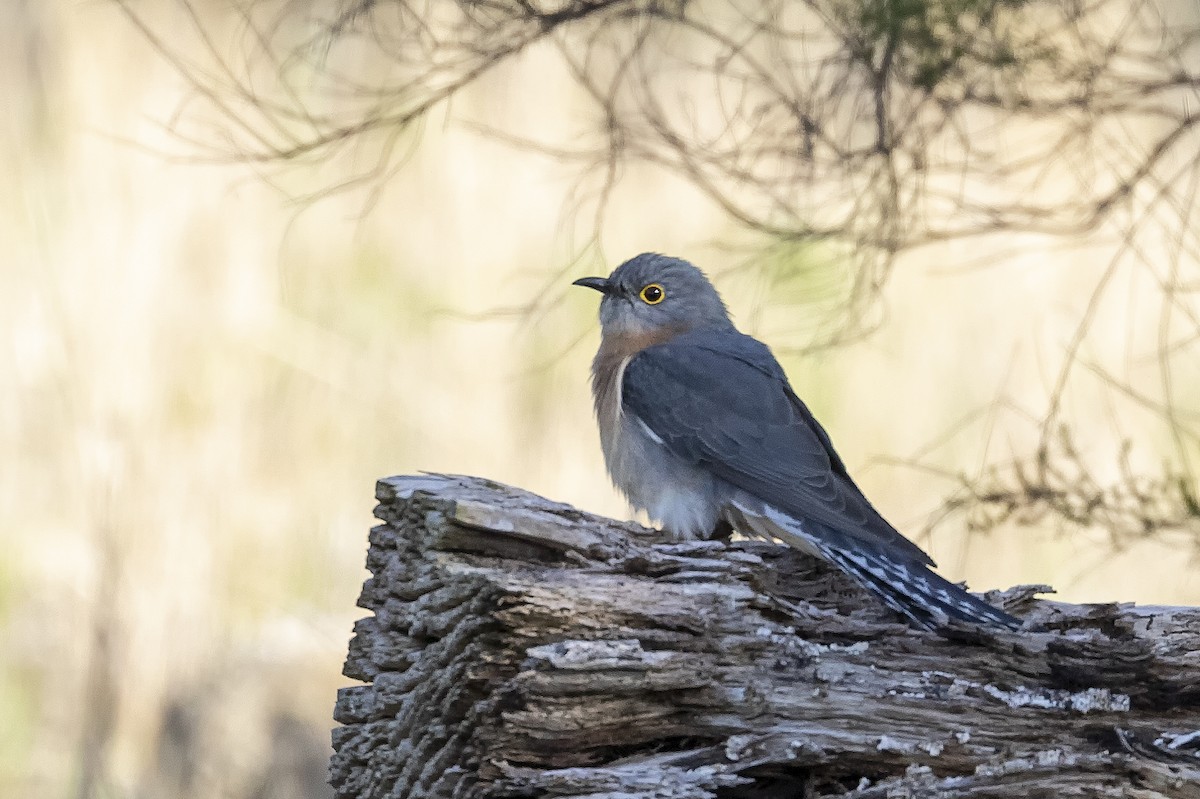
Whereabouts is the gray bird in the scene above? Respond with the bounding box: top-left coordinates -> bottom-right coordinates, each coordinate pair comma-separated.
574,252 -> 1019,631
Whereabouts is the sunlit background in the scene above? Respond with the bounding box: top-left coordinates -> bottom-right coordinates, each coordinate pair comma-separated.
4,1 -> 1198,797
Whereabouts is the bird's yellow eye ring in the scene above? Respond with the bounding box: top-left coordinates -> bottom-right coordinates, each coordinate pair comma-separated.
639,283 -> 665,304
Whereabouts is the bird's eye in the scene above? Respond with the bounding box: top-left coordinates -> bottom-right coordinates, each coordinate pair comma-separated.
639,283 -> 665,305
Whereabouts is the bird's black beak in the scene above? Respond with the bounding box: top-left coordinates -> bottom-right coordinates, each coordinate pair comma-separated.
572,276 -> 613,295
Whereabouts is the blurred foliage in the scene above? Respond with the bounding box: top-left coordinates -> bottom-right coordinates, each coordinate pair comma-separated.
847,0 -> 1036,89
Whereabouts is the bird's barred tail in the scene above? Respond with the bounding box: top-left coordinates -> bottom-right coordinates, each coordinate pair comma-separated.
728,498 -> 1020,632
819,540 -> 1020,631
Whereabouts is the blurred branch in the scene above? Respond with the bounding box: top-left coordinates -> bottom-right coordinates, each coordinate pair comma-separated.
119,0 -> 1200,291
930,427 -> 1200,554
75,517 -> 123,799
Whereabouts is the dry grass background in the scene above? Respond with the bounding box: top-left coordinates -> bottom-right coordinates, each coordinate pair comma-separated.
3,1 -> 1198,797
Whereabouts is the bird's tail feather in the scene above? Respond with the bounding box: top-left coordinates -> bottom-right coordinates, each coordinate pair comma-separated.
728,498 -> 1019,632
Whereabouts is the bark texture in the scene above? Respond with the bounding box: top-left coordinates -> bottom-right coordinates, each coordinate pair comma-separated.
330,474 -> 1200,799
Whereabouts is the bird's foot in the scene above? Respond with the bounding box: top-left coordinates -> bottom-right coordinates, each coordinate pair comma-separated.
708,518 -> 735,542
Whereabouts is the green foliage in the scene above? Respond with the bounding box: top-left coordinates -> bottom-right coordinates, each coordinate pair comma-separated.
847,0 -> 1045,90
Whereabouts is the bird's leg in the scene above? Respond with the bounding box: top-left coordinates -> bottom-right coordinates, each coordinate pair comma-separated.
708,518 -> 735,541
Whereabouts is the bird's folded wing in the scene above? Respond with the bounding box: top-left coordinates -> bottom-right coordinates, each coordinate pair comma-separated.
622,329 -> 934,567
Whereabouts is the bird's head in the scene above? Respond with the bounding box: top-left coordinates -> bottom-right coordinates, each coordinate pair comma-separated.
573,253 -> 733,339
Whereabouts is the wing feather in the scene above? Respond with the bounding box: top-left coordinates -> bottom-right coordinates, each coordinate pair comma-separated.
622,329 -> 934,567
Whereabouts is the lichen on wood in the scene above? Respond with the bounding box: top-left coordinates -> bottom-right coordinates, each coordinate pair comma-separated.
330,474 -> 1200,799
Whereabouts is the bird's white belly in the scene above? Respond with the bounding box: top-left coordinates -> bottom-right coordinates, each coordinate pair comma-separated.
603,413 -> 723,540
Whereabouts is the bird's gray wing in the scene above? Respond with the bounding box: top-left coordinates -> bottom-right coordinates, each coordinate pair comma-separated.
622,328 -> 934,567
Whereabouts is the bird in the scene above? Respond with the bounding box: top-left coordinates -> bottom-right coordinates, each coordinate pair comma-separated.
573,252 -> 1019,632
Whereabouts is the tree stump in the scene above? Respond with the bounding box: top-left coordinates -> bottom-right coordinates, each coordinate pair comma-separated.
330,474 -> 1200,798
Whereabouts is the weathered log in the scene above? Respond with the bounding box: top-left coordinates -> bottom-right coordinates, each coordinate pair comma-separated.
330,474 -> 1200,799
